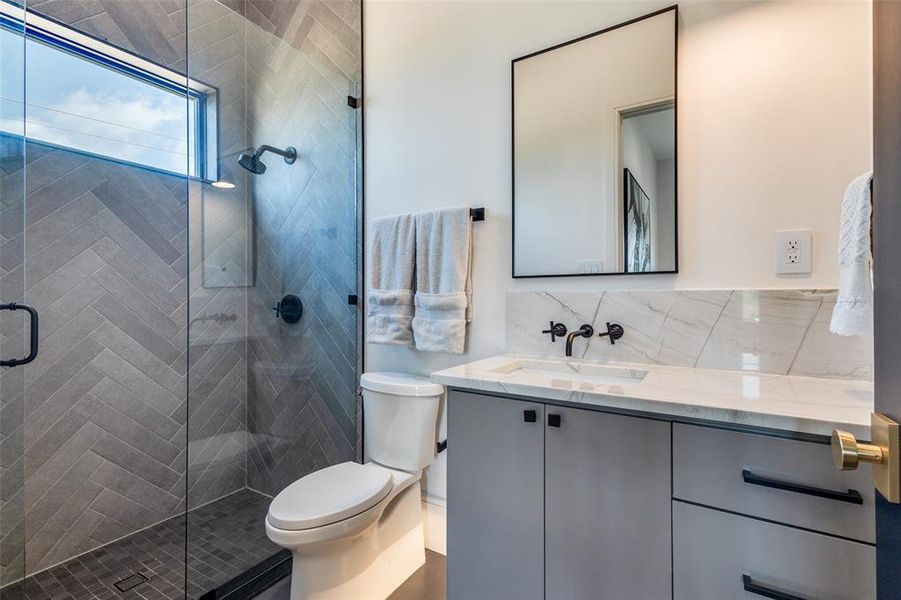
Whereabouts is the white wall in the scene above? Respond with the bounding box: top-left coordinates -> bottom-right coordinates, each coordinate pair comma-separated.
656,157 -> 676,270
363,0 -> 872,502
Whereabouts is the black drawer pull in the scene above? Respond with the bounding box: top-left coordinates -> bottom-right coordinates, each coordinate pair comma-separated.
742,469 -> 863,505
547,414 -> 561,428
523,410 -> 537,423
742,574 -> 806,600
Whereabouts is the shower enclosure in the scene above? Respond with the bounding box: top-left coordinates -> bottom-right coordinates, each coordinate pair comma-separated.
0,0 -> 362,596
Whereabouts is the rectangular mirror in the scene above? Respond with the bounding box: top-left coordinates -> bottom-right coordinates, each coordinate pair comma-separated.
513,7 -> 677,277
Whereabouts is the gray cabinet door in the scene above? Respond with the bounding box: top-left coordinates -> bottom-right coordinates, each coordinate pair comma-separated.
447,391 -> 545,600
545,407 -> 672,600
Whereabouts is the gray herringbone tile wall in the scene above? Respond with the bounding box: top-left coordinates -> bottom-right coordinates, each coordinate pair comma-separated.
236,0 -> 362,497
0,0 -> 362,588
185,0 -> 252,515
0,141 -> 192,579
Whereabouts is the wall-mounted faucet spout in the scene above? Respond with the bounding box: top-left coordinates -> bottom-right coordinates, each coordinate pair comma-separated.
565,324 -> 594,357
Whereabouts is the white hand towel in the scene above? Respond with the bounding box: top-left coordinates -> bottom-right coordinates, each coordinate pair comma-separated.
367,214 -> 416,346
413,207 -> 473,354
830,171 -> 873,336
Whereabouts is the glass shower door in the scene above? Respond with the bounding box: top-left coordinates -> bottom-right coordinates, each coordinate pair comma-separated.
4,0 -> 192,596
184,0 -> 363,594
0,0 -> 26,594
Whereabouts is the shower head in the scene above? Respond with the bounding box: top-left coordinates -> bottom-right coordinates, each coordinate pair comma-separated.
237,144 -> 297,175
237,151 -> 265,174
238,150 -> 266,174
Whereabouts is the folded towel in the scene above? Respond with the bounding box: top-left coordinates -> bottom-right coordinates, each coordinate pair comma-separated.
367,214 -> 416,346
830,172 -> 873,336
413,207 -> 473,353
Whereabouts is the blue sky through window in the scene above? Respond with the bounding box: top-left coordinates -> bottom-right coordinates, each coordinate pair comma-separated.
0,5 -> 209,177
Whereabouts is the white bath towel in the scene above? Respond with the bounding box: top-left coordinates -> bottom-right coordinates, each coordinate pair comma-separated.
830,171 -> 873,337
413,208 -> 473,354
367,214 -> 416,346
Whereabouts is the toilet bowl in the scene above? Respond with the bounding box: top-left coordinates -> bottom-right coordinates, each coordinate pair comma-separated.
266,372 -> 443,600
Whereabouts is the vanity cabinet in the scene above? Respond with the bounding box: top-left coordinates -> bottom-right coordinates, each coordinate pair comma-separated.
447,392 -> 545,600
448,389 -> 878,600
545,406 -> 671,600
448,391 -> 671,600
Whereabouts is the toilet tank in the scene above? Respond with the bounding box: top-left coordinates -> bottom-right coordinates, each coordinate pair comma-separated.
360,372 -> 443,472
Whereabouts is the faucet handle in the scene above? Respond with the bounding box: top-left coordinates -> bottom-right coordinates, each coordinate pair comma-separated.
598,322 -> 624,345
541,321 -> 567,342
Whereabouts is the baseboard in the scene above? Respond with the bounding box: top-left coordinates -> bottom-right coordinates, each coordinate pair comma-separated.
198,549 -> 291,599
421,494 -> 447,556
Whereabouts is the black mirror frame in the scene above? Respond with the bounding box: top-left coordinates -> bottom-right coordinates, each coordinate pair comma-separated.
511,5 -> 679,279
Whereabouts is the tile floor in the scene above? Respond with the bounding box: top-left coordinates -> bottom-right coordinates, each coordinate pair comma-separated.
18,489 -> 278,599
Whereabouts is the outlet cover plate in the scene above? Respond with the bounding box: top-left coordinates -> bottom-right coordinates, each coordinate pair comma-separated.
775,230 -> 812,274
576,259 -> 604,274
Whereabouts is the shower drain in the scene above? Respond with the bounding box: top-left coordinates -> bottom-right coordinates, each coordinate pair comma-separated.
113,572 -> 148,593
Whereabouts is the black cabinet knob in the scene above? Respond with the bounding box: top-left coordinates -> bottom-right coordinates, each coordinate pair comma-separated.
523,409 -> 537,423
548,414 -> 561,428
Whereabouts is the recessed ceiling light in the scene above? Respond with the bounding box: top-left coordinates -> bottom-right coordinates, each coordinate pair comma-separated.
211,180 -> 235,189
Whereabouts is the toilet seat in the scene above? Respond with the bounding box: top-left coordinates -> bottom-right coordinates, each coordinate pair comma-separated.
268,462 -> 393,531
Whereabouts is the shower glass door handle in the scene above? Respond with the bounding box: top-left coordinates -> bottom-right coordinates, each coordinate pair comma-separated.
0,302 -> 38,367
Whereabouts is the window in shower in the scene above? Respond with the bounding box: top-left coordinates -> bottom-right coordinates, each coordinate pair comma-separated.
0,0 -> 217,179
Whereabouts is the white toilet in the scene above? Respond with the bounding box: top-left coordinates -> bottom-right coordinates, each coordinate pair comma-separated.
265,372 -> 443,600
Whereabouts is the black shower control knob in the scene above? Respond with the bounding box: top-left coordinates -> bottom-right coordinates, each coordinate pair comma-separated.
272,294 -> 303,324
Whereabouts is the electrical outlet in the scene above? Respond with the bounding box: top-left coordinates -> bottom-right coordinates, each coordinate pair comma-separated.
576,259 -> 604,274
775,230 -> 812,274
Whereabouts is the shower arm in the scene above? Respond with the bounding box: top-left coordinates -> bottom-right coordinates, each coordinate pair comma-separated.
255,145 -> 294,160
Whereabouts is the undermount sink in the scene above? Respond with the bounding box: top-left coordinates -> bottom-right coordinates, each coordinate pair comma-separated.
489,358 -> 648,387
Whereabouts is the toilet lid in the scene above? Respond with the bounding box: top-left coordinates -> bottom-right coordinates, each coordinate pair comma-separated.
268,462 -> 393,530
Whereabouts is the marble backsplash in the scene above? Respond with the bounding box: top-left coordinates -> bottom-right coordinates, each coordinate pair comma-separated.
506,290 -> 873,381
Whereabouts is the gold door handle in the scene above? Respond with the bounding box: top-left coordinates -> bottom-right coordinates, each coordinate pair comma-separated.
831,429 -> 885,470
831,413 -> 900,503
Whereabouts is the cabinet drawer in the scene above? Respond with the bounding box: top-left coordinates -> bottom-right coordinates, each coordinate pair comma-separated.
674,501 -> 875,600
673,424 -> 875,542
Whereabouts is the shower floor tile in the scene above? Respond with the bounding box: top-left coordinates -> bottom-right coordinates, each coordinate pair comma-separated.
20,489 -> 278,600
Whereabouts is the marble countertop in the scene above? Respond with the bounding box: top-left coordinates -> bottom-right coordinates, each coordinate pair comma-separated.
431,355 -> 874,439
